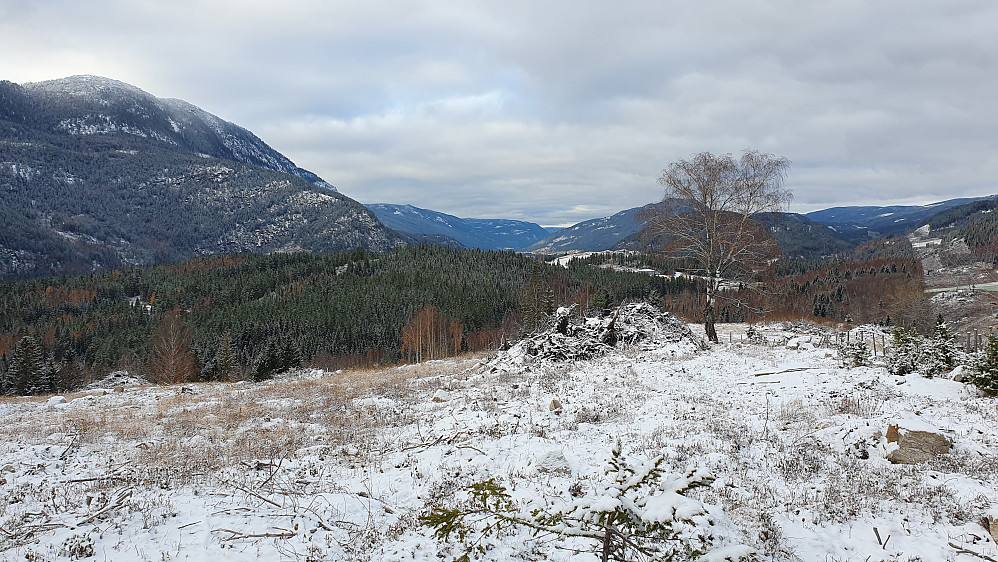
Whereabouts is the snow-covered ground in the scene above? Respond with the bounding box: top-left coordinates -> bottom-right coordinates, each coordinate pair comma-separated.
2,319 -> 997,561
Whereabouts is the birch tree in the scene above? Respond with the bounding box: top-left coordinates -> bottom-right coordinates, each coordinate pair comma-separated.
639,150 -> 791,342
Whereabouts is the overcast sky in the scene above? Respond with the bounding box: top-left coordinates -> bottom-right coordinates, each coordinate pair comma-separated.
3,1 -> 997,226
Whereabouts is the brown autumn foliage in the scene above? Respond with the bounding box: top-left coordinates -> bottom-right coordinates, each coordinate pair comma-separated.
145,308 -> 199,384
657,257 -> 930,331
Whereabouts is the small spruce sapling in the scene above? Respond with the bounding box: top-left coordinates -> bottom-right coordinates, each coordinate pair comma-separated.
887,327 -> 921,376
920,317 -> 961,378
837,340 -> 871,368
420,441 -> 748,561
969,334 -> 998,396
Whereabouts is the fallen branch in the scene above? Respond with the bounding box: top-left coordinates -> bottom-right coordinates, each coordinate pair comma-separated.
0,522 -> 70,540
214,528 -> 296,541
77,489 -> 132,525
456,443 -> 487,455
401,434 -> 446,452
949,542 -> 998,562
59,434 -> 79,460
752,367 -> 813,377
229,482 -> 282,508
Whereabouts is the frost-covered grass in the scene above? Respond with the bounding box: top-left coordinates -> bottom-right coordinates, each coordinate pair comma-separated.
1,326 -> 997,561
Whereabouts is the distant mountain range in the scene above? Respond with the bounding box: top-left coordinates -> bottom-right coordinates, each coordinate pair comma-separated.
4,76 -> 994,280
0,75 -> 404,279
803,196 -> 991,238
366,204 -> 551,251
526,206 -> 649,254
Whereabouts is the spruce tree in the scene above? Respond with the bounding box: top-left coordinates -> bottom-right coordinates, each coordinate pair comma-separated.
920,316 -> 960,378
9,335 -> 46,395
969,334 -> 998,396
887,327 -> 921,376
213,333 -> 239,381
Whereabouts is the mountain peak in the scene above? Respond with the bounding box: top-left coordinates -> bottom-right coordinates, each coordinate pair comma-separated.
11,75 -> 336,192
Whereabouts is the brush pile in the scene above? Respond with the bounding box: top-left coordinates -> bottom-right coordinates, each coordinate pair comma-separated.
482,302 -> 706,372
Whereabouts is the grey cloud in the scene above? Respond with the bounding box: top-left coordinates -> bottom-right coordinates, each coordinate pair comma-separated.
3,0 -> 998,225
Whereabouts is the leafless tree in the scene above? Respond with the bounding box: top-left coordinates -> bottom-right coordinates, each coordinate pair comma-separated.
146,308 -> 199,384
639,150 -> 792,342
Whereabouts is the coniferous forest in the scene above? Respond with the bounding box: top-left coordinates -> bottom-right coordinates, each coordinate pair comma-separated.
0,242 -> 930,396
0,246 -> 699,394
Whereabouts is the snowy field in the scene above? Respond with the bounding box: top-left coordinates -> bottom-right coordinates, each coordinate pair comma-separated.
2,313 -> 997,561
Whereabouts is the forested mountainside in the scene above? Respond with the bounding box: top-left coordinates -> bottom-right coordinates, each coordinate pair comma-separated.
0,76 -> 405,279
367,204 -> 550,251
917,196 -> 998,262
528,206 -> 650,254
804,195 -> 993,238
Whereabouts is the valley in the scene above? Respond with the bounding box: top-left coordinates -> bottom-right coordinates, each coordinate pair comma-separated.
3,74 -> 998,562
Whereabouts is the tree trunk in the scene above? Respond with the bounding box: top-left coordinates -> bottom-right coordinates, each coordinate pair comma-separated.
601,524 -> 612,562
704,281 -> 719,343
704,302 -> 718,343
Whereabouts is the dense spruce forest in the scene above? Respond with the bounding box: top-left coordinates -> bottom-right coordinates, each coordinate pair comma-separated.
0,246 -> 699,394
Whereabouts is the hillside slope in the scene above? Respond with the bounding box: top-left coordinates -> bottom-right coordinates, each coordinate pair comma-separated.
2,319 -> 995,561
804,196 -> 993,238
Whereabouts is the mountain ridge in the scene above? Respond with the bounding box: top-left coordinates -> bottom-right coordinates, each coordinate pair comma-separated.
366,203 -> 549,251
0,75 -> 404,279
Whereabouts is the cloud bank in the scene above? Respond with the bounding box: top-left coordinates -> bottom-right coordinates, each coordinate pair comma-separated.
3,0 -> 997,225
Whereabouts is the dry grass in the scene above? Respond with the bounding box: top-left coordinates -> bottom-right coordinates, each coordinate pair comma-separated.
0,359 -> 474,488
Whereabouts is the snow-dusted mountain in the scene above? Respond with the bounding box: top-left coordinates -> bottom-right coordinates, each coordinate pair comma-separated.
367,203 -> 550,251
804,196 -> 994,238
0,76 -> 405,278
9,75 -> 334,190
527,205 -> 651,254
528,205 -> 855,258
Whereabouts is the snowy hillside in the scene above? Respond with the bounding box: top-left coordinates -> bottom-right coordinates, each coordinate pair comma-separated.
1,310 -> 997,561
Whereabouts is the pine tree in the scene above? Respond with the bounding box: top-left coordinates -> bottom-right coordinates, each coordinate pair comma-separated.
520,263 -> 548,334
838,340 -> 871,368
420,441 -> 729,561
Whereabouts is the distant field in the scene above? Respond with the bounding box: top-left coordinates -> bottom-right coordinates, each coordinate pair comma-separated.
926,281 -> 998,293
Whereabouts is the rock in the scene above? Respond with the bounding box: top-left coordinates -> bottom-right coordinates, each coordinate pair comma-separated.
549,398 -> 563,413
45,395 -> 67,407
983,515 -> 998,544
534,448 -> 571,475
886,420 -> 953,464
431,389 -> 450,403
950,366 -> 968,383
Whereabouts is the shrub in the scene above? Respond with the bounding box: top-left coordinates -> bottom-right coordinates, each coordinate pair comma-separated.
838,340 -> 871,368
